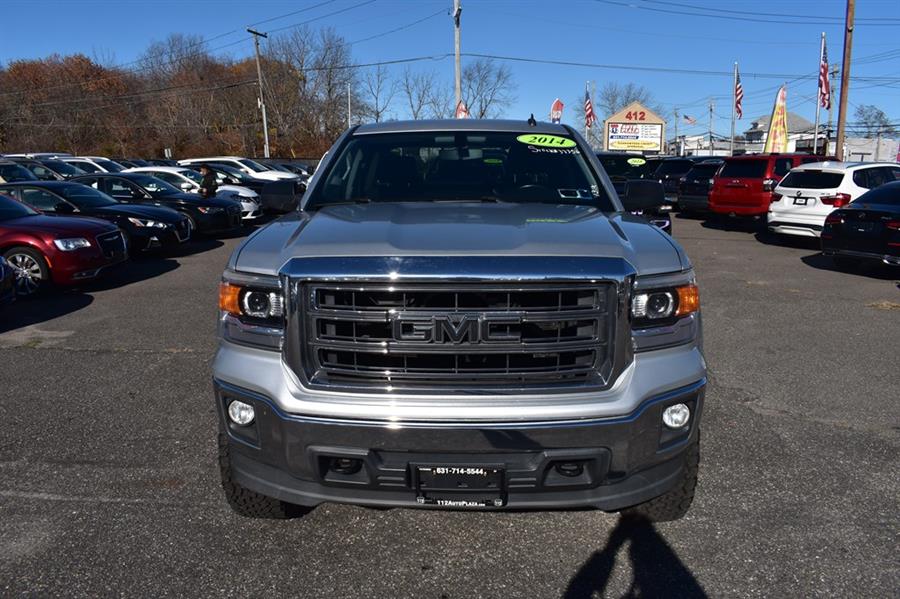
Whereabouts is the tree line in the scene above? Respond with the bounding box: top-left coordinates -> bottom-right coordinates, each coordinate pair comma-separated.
0,28 -> 516,159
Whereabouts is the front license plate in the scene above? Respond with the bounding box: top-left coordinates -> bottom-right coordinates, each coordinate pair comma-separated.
416,466 -> 505,508
793,197 -> 809,205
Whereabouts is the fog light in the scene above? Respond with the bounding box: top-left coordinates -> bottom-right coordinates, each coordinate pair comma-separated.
662,403 -> 690,429
227,400 -> 255,426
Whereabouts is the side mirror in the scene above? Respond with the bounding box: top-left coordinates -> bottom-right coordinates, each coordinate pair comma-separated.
54,202 -> 75,214
226,177 -> 238,185
180,182 -> 193,191
622,180 -> 665,212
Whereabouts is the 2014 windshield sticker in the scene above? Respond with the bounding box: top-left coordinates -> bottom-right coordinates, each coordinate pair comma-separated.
516,134 -> 577,148
627,157 -> 647,166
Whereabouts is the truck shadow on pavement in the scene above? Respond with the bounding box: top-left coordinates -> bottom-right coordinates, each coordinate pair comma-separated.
564,514 -> 707,599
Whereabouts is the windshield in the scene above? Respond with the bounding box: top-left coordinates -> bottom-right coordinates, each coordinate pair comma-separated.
58,184 -> 118,208
310,131 -> 612,209
686,164 -> 722,179
779,170 -> 845,189
41,160 -> 85,176
212,163 -> 253,182
129,175 -> 180,196
655,160 -> 695,176
178,169 -> 203,184
851,182 -> 900,206
0,195 -> 39,220
596,155 -> 652,179
238,159 -> 269,172
94,159 -> 126,173
0,163 -> 38,182
720,159 -> 767,178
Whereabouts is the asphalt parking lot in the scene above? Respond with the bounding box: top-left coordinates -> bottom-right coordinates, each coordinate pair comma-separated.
1,214 -> 898,598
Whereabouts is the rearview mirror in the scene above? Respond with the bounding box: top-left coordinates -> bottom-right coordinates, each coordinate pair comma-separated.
622,180 -> 665,212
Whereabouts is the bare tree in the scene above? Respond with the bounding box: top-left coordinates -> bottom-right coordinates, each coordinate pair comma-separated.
361,65 -> 396,123
853,104 -> 896,138
460,58 -> 516,119
400,67 -> 436,119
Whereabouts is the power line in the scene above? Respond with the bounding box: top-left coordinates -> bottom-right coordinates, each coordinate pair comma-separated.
641,0 -> 900,23
348,8 -> 446,46
267,0 -> 377,35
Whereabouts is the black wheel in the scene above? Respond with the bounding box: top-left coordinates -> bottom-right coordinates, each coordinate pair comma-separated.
622,438 -> 699,522
218,432 -> 308,519
4,247 -> 51,297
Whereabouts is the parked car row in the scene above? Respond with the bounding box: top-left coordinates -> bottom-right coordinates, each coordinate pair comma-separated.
0,152 -> 312,299
595,152 -> 900,271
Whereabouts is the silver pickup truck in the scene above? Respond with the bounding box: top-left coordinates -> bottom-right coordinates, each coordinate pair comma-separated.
213,120 -> 706,521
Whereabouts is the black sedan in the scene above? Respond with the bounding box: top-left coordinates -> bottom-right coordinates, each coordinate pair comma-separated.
596,153 -> 672,235
0,181 -> 191,253
70,173 -> 243,235
821,181 -> 900,268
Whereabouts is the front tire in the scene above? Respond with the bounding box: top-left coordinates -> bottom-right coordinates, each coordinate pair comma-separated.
218,432 -> 307,519
622,438 -> 699,522
4,246 -> 51,297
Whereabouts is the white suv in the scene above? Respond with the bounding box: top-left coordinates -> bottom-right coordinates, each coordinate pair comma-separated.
768,161 -> 900,237
178,156 -> 298,182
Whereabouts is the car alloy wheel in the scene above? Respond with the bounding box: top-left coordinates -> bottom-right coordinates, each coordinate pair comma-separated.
7,252 -> 44,296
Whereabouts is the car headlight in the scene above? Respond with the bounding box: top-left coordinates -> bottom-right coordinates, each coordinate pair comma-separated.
632,284 -> 699,326
197,206 -> 223,214
127,217 -> 168,228
631,280 -> 700,352
219,281 -> 284,350
53,238 -> 91,251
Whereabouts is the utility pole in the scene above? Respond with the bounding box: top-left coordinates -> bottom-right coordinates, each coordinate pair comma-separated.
347,81 -> 351,128
835,0 -> 855,161
826,64 -> 838,154
453,0 -> 462,111
813,32 -> 826,155
247,28 -> 270,158
708,98 -> 714,156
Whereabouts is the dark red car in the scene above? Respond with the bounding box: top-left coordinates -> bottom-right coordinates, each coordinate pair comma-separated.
0,194 -> 127,296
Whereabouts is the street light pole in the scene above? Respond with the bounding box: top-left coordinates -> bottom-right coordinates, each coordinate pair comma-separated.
835,0 -> 855,161
247,28 -> 270,158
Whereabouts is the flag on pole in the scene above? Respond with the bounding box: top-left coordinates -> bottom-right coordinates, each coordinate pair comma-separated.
819,38 -> 831,110
584,88 -> 596,129
455,100 -> 469,119
763,86 -> 788,153
550,98 -> 564,124
683,114 -> 697,125
734,66 -> 744,119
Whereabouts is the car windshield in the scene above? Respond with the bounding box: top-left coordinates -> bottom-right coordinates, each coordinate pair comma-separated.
309,131 -> 613,209
238,159 -> 269,172
851,182 -> 900,206
655,160 -> 694,175
41,160 -> 85,176
94,159 -> 126,173
0,163 -> 38,182
686,163 -> 722,178
779,170 -> 845,189
212,164 -> 253,182
596,155 -> 652,179
128,175 -> 180,196
178,169 -> 203,184
58,184 -> 119,208
720,160 -> 767,178
0,195 -> 39,220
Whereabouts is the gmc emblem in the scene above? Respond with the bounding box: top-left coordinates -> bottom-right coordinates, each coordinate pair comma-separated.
391,313 -> 521,344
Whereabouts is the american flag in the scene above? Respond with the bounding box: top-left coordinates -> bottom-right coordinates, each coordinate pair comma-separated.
683,114 -> 697,125
734,66 -> 744,120
819,40 -> 831,110
584,88 -> 596,129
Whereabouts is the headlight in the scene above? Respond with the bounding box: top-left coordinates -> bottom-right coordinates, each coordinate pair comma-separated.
127,217 -> 168,228
53,238 -> 91,251
197,206 -> 223,214
219,281 -> 284,350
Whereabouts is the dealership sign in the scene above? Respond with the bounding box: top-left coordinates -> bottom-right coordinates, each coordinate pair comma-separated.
604,101 -> 665,152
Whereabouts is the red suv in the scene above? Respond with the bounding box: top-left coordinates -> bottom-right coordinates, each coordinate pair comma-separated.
708,154 -> 833,218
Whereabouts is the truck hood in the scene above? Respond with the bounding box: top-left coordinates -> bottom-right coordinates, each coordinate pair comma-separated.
232,202 -> 688,276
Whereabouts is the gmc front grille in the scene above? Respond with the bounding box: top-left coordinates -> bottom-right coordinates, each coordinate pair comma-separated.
293,283 -> 618,393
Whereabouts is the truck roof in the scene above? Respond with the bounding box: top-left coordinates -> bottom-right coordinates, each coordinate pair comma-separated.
353,119 -> 573,135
